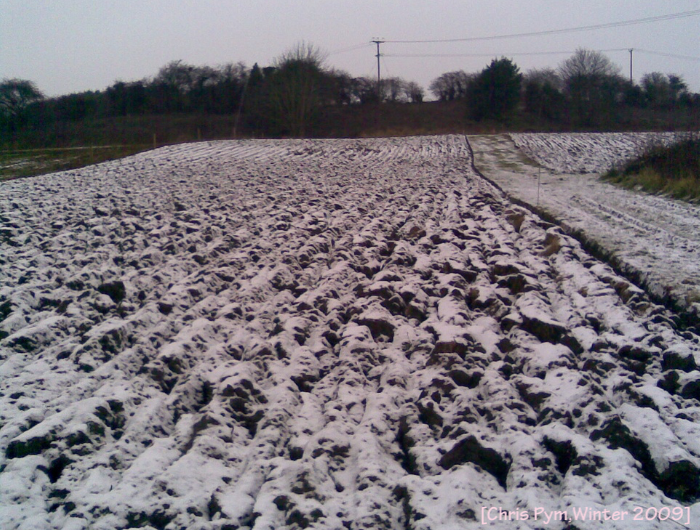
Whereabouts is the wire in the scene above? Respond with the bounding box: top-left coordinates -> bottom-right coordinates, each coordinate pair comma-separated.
381,54 -> 390,77
385,9 -> 700,44
384,49 -> 700,64
635,49 -> 700,62
385,49 -> 630,58
328,43 -> 372,56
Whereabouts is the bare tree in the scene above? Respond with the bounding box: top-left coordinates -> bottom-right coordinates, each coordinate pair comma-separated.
641,72 -> 672,108
404,81 -> 425,103
151,60 -> 196,111
668,75 -> 688,99
429,71 -> 472,101
0,78 -> 44,120
642,72 -> 690,109
524,68 -> 562,91
154,60 -> 195,90
215,62 -> 249,114
267,42 -> 327,136
324,69 -> 355,105
349,77 -> 379,104
382,77 -> 407,103
668,75 -> 693,109
558,49 -> 624,126
559,48 -> 620,80
523,68 -> 564,121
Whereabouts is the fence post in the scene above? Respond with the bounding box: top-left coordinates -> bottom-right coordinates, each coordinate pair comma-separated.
153,133 -> 157,150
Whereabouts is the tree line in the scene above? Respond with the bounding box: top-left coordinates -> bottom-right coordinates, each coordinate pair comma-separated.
1,44 -> 698,143
431,49 -> 698,127
1,43 -> 424,140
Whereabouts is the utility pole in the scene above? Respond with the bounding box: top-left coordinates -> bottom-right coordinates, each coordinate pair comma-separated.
629,49 -> 634,84
371,39 -> 384,132
372,39 -> 384,103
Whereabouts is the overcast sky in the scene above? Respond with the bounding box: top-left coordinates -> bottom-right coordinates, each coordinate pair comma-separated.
1,0 -> 699,97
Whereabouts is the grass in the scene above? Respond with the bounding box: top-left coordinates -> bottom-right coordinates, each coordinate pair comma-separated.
0,145 -> 151,181
603,137 -> 700,202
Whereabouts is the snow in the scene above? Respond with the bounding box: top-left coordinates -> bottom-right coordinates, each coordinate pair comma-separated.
470,133 -> 700,320
1,135 -> 700,529
511,132 -> 683,175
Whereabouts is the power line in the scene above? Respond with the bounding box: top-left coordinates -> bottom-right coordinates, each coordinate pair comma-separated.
383,48 -> 700,63
635,49 -> 700,62
384,48 -> 630,58
384,9 -> 700,44
328,43 -> 372,56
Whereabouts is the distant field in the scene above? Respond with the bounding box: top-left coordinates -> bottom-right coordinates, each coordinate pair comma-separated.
0,145 -> 151,181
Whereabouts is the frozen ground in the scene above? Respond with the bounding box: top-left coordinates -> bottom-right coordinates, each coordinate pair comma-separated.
470,133 -> 700,319
510,133 -> 682,175
1,136 -> 700,530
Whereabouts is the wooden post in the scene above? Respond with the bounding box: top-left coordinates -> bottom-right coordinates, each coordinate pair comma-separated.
153,133 -> 157,150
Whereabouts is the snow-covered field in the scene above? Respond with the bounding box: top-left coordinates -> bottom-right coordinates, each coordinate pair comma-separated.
510,133 -> 684,175
471,133 -> 700,320
1,136 -> 700,530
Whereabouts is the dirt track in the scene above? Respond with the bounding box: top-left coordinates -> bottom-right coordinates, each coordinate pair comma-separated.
470,133 -> 700,319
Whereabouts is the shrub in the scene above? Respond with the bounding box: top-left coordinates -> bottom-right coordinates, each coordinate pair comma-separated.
604,137 -> 700,201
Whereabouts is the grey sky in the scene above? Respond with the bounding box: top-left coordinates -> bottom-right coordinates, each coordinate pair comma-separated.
1,0 -> 699,97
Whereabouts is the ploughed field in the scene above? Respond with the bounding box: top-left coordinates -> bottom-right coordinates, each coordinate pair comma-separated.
1,136 -> 699,530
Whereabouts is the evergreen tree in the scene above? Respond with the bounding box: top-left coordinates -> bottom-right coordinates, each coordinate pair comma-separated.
467,58 -> 522,121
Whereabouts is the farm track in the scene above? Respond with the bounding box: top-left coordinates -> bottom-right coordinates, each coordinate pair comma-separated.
471,133 -> 700,320
510,133 -> 683,175
1,136 -> 700,529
